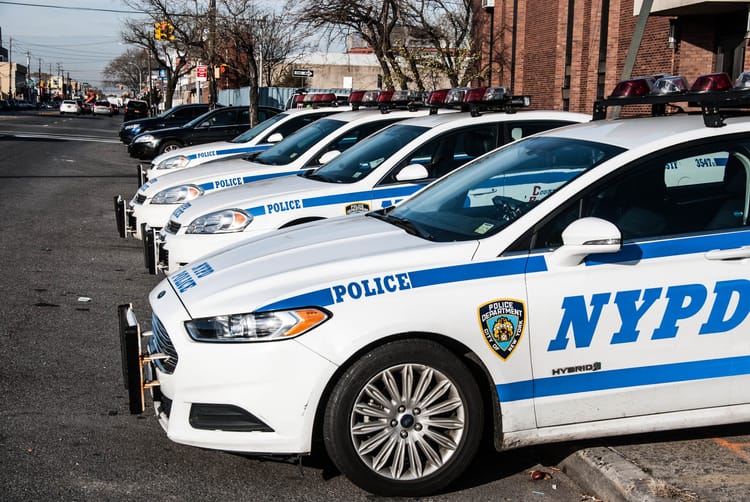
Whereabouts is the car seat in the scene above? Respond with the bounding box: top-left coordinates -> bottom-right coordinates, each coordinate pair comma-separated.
707,154 -> 749,229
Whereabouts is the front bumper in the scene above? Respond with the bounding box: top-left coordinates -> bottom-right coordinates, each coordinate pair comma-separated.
117,300 -> 337,454
128,141 -> 158,160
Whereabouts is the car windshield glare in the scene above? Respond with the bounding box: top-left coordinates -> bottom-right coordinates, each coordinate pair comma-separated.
309,124 -> 429,183
384,136 -> 625,242
252,118 -> 345,166
230,113 -> 287,143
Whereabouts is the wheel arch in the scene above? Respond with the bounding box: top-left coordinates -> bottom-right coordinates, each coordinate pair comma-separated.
279,216 -> 325,229
309,331 -> 504,458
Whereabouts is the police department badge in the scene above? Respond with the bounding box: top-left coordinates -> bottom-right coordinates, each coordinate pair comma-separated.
345,202 -> 370,215
478,299 -> 525,359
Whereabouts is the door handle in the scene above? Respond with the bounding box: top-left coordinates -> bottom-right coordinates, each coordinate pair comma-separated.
705,246 -> 750,261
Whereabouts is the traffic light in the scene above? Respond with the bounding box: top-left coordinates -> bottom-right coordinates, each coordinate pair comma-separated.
154,21 -> 172,41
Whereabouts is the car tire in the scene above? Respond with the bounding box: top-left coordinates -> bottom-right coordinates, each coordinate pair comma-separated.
159,141 -> 182,155
323,339 -> 484,497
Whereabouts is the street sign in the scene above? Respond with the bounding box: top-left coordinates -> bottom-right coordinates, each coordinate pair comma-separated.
293,69 -> 314,78
196,65 -> 208,82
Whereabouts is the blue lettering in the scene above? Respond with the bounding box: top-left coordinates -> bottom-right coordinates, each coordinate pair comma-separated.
267,199 -> 302,214
172,270 -> 196,293
700,279 -> 750,334
396,273 -> 411,290
348,282 -> 363,299
332,285 -> 347,303
331,273 -> 412,303
610,288 -> 662,344
547,293 -> 610,351
383,275 -> 398,292
652,284 -> 707,339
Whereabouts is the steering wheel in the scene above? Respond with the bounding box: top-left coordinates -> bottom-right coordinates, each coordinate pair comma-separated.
492,195 -> 526,222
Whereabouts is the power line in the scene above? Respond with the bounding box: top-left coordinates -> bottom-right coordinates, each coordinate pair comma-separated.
0,1 -> 146,14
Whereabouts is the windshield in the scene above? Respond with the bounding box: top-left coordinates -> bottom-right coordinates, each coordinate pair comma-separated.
251,118 -> 345,166
308,124 -> 429,183
230,113 -> 288,143
376,136 -> 625,242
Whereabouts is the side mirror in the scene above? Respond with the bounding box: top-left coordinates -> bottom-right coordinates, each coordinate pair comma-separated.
318,150 -> 341,165
266,132 -> 283,143
548,217 -> 621,267
395,163 -> 430,182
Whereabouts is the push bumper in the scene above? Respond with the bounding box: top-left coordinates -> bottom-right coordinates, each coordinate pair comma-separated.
137,163 -> 150,187
114,195 -> 137,238
118,303 -> 163,414
143,226 -> 169,275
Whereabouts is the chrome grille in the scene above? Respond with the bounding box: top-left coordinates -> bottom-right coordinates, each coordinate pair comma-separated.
165,220 -> 181,234
149,314 -> 178,374
134,194 -> 147,204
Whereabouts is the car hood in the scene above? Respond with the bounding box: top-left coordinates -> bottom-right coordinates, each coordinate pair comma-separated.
167,174 -> 336,226
138,158 -> 303,198
164,214 -> 479,318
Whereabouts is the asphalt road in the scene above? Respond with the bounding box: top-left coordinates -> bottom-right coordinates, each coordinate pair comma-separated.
0,112 -> 595,501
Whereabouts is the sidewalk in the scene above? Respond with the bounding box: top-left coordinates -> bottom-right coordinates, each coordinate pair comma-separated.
558,424 -> 750,501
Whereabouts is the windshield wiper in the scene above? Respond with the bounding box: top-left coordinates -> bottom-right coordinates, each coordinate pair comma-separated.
370,212 -> 434,240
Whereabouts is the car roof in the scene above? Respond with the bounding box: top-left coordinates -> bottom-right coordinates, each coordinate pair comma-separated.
388,109 -> 592,129
535,113 -> 750,150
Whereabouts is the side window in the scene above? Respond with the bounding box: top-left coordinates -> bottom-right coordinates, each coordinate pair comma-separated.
384,126 -> 498,183
532,146 -> 750,249
239,109 -> 251,124
269,114 -> 332,140
173,108 -> 195,120
328,119 -> 401,153
203,109 -> 236,127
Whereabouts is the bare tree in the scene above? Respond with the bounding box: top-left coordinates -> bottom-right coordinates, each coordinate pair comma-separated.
121,0 -> 206,109
295,0 -> 409,90
102,48 -> 153,93
294,0 -> 480,90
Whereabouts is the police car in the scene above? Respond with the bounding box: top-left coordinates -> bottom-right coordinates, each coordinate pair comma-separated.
119,73 -> 750,497
115,92 -> 449,241
149,91 -> 589,274
139,97 -> 347,187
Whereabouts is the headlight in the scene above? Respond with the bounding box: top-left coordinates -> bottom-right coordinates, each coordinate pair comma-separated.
151,184 -> 204,204
185,209 -> 252,234
185,308 -> 330,342
134,134 -> 155,144
125,124 -> 141,132
156,155 -> 190,170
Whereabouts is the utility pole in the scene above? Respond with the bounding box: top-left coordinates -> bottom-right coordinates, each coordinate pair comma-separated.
208,0 -> 216,107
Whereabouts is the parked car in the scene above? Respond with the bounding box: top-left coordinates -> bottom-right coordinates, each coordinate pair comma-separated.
127,105 -> 280,160
120,73 -> 750,497
119,103 -> 210,144
149,94 -> 589,274
59,100 -> 81,115
123,100 -> 149,121
139,100 -> 345,184
93,100 -> 113,116
0,99 -> 10,112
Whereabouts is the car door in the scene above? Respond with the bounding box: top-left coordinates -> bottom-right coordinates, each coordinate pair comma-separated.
522,138 -> 750,427
189,108 -> 242,144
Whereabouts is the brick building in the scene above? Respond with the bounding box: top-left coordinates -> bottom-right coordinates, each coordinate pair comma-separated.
478,0 -> 750,113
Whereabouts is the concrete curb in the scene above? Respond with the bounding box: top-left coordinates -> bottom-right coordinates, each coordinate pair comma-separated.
558,446 -> 675,502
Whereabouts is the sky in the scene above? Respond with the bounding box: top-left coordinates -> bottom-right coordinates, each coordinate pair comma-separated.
0,0 -> 144,88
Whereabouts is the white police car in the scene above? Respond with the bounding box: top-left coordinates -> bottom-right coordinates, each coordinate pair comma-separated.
150,93 -> 589,274
116,98 -> 437,241
120,74 -> 750,497
139,98 -> 346,186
